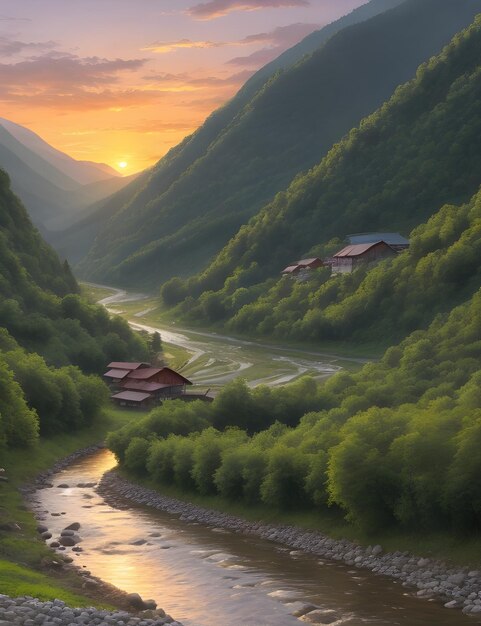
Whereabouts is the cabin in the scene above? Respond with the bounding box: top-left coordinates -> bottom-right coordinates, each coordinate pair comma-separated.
347,233 -> 409,252
297,257 -> 324,270
331,241 -> 396,274
122,367 -> 193,399
104,361 -> 194,408
111,390 -> 153,409
104,362 -> 151,385
282,257 -> 324,277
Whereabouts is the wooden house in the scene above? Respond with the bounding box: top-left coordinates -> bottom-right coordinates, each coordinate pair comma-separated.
331,241 -> 395,274
282,257 -> 324,277
104,361 -> 193,407
111,390 -> 153,409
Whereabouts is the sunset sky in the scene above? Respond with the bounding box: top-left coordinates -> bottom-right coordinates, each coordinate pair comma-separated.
0,0 -> 365,173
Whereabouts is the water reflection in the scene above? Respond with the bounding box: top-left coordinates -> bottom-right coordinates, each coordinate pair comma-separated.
32,450 -> 476,626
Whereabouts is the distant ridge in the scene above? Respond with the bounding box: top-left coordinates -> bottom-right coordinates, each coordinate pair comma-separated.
0,119 -> 136,234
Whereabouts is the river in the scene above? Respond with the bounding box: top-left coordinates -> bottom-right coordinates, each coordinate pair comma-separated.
31,449 -> 471,626
94,285 -> 368,389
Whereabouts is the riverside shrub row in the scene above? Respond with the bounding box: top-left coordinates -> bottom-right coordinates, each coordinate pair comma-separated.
109,288 -> 481,533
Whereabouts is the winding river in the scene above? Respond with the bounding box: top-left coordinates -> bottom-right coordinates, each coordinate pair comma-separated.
31,450 -> 472,626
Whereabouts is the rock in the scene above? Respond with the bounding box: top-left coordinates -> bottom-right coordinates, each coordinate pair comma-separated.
444,600 -> 459,609
127,593 -> 146,610
58,536 -> 76,547
285,602 -> 318,617
371,545 -> 383,556
143,599 -> 157,610
37,525 -> 48,534
130,538 -> 147,546
41,532 -> 52,540
57,483 -> 69,488
60,530 -> 75,537
49,541 -> 60,548
64,522 -> 81,531
300,609 -> 341,624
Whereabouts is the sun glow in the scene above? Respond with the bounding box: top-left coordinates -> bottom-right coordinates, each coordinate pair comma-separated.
118,161 -> 128,169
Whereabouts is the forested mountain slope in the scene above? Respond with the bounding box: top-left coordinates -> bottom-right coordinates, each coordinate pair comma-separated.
0,169 -> 148,448
78,0 -> 481,287
224,187 -> 481,344
167,14 -> 481,328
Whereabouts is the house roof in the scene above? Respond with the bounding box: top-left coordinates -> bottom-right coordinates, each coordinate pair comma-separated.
126,367 -> 162,380
104,368 -> 130,380
282,265 -> 301,273
297,257 -> 322,266
111,391 -> 152,403
347,233 -> 409,245
334,241 -> 391,258
122,380 -> 170,392
107,362 -> 150,370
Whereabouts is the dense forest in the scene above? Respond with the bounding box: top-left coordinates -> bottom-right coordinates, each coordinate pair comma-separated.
162,15 -> 481,333
0,170 -> 148,449
77,0 -> 481,288
109,283 -> 481,533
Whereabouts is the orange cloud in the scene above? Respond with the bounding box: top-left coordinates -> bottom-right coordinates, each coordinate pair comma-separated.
188,0 -> 310,20
143,39 -> 226,53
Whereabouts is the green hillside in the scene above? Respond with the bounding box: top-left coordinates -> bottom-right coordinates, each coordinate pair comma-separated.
169,14 -> 481,332
78,0 -> 481,287
71,0 -> 403,271
112,283 -> 481,534
0,169 -> 148,448
218,188 -> 481,345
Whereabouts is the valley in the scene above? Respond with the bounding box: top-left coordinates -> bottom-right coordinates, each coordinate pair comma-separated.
91,284 -> 368,391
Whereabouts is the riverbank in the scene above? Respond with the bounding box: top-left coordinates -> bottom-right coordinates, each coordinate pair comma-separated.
98,469 -> 481,619
0,408 -> 179,624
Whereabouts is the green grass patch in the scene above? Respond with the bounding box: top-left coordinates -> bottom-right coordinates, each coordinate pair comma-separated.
121,471 -> 481,568
0,560 -> 95,606
80,283 -> 116,304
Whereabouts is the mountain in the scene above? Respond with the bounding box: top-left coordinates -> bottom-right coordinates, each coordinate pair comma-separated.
0,119 -> 135,233
0,117 -> 119,185
0,166 -> 149,447
164,13 -> 481,331
77,0 -> 475,286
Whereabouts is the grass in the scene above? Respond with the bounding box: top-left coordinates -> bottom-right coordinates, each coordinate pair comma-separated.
0,406 -> 139,605
80,283 -> 115,304
122,471 -> 481,568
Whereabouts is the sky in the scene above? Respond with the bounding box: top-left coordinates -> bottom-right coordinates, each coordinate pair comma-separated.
0,0 -> 366,174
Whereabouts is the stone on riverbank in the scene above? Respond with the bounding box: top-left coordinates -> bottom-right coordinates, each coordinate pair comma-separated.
96,468 -> 481,619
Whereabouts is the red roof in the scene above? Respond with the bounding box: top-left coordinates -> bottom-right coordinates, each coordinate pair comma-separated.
111,391 -> 152,403
126,367 -> 162,380
126,366 -> 192,385
297,258 -> 323,266
107,362 -> 149,370
333,241 -> 389,258
104,369 -> 130,380
122,380 -> 170,392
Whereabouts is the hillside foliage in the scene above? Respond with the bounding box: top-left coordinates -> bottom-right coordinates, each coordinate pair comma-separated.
79,0 -> 481,288
165,15 -> 481,332
109,286 -> 481,533
0,169 -> 147,449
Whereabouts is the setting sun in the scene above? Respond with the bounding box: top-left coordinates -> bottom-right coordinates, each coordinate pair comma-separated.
118,161 -> 128,169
